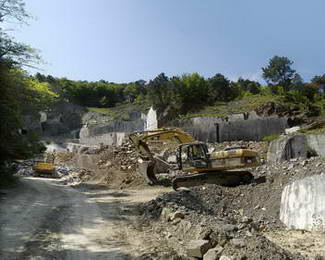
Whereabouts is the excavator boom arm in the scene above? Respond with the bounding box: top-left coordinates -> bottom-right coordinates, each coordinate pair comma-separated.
129,128 -> 196,159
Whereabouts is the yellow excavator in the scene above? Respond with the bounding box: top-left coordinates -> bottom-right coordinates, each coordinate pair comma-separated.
129,128 -> 259,190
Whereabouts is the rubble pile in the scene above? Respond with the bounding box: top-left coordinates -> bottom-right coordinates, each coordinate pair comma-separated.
137,192 -> 304,259
253,156 -> 325,181
137,157 -> 325,259
54,151 -> 75,166
97,141 -> 138,171
58,168 -> 93,186
16,160 -> 35,177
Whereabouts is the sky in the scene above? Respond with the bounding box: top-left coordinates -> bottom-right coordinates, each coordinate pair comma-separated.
5,0 -> 325,83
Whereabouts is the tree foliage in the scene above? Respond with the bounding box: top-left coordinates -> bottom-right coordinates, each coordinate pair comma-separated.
0,0 -> 45,175
262,56 -> 296,91
0,0 -> 30,22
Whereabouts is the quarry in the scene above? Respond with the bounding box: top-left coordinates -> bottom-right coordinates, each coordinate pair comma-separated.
1,101 -> 324,260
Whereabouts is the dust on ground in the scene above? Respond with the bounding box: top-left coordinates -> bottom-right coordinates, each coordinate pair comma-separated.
0,177 -> 171,260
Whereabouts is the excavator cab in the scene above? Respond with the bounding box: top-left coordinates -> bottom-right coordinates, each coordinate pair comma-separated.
177,143 -> 209,171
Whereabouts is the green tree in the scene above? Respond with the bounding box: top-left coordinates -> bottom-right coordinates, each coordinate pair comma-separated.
311,74 -> 325,93
207,73 -> 238,102
0,0 -> 46,184
147,73 -> 171,109
179,73 -> 208,107
0,0 -> 30,22
262,56 -> 296,91
236,77 -> 261,95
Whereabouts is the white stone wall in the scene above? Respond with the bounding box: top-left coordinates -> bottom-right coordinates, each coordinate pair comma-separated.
80,131 -> 127,146
280,174 -> 325,231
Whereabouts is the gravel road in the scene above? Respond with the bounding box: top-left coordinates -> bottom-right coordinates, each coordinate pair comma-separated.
0,177 -> 166,260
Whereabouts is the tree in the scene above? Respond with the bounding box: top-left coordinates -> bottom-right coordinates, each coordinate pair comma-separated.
0,0 -> 46,184
0,0 -> 39,66
0,0 -> 30,22
147,73 -> 171,109
178,73 -> 208,107
207,74 -> 238,102
311,74 -> 325,93
262,56 -> 296,91
236,77 -> 261,95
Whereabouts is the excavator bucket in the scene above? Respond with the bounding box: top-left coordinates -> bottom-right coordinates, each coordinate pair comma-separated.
138,161 -> 159,185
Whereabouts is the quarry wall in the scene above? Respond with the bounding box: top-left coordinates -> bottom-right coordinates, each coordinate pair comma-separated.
28,102 -> 294,146
169,112 -> 289,142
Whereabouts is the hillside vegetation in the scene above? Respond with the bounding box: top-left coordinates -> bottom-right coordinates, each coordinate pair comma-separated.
34,58 -> 325,121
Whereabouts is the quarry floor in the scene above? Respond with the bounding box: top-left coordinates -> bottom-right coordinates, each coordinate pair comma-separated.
0,177 -> 324,259
0,177 -> 171,260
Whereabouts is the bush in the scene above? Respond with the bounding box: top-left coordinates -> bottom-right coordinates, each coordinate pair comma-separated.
0,162 -> 18,188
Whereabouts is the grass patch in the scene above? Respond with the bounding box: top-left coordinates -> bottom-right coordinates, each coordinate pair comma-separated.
180,95 -> 281,120
86,100 -> 151,121
300,127 -> 325,135
87,107 -> 111,114
261,134 -> 280,142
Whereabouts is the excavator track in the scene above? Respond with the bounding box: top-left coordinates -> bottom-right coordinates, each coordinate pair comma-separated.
172,170 -> 253,190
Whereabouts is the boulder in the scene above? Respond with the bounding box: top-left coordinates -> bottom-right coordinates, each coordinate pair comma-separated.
219,256 -> 233,260
230,238 -> 246,248
160,207 -> 174,222
306,134 -> 325,158
170,210 -> 185,221
186,239 -> 212,258
203,246 -> 224,260
267,134 -> 307,163
284,126 -> 300,135
280,174 -> 325,231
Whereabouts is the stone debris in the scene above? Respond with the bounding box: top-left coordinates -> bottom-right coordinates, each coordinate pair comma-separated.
14,137 -> 325,259
136,155 -> 324,259
186,239 -> 212,258
203,246 -> 224,260
219,256 -> 233,260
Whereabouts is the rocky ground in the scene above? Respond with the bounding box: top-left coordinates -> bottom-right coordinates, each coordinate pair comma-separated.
132,156 -> 325,259
15,140 -> 325,259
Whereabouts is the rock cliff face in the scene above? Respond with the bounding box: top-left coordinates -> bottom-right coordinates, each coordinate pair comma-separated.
42,101 -> 85,137
267,134 -> 325,163
169,112 -> 290,142
78,107 -> 160,146
22,101 -> 85,139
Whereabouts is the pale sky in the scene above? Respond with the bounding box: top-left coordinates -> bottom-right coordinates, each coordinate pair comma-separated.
7,0 -> 325,83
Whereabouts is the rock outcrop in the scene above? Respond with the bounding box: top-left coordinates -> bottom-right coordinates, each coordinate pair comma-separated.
267,134 -> 307,163
267,134 -> 325,162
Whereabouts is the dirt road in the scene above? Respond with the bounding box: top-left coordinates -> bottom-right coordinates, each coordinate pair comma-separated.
0,177 -> 169,260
